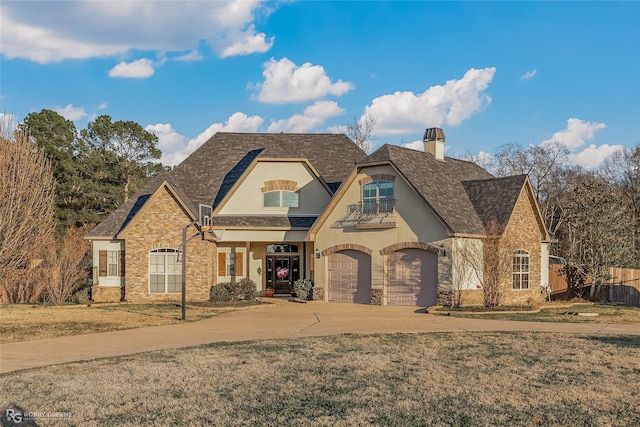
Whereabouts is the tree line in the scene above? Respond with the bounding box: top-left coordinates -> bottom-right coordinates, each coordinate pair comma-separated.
1,110 -> 164,303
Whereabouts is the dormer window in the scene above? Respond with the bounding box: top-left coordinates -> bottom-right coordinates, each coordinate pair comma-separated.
263,190 -> 299,208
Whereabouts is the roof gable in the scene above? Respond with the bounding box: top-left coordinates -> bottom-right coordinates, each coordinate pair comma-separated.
86,132 -> 364,239
462,175 -> 527,228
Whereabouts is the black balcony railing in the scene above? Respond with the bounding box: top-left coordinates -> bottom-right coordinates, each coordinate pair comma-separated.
361,198 -> 395,216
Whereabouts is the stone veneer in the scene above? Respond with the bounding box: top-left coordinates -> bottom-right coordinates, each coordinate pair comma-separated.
116,184 -> 216,302
311,287 -> 324,301
499,185 -> 545,305
91,285 -> 122,303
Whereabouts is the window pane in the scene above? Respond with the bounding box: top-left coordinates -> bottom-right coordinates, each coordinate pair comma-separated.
150,275 -> 163,293
378,181 -> 394,197
282,191 -> 299,208
264,191 -> 280,207
363,182 -> 376,198
168,275 -> 181,293
108,264 -> 118,276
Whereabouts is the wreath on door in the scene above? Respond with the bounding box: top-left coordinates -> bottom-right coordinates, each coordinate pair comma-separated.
276,266 -> 289,279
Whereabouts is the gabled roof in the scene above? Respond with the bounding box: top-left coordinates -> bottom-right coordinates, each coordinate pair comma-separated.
462,175 -> 528,228
86,132 -> 365,239
359,144 -> 496,235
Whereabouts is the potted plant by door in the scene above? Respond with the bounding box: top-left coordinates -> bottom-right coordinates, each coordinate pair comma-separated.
265,287 -> 274,297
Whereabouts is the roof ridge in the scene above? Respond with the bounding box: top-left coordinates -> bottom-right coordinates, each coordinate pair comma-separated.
462,174 -> 527,184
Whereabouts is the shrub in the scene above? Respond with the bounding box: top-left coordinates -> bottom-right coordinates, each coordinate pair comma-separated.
210,284 -> 231,303
293,279 -> 313,300
210,278 -> 256,303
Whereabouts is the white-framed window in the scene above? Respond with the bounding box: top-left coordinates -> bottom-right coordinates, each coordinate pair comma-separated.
199,204 -> 212,226
263,190 -> 299,208
512,250 -> 530,290
362,180 -> 394,214
99,250 -> 123,278
149,248 -> 182,294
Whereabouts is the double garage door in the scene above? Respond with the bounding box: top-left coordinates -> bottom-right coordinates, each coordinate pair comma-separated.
328,248 -> 438,306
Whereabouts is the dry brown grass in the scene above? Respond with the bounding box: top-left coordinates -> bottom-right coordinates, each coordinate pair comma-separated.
1,332 -> 638,426
0,303 -> 254,344
439,303 -> 640,324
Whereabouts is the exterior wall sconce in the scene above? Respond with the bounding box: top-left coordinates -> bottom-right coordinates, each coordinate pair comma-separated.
438,244 -> 446,257
314,248 -> 321,259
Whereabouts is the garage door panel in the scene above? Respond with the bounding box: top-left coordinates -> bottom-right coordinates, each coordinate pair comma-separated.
387,249 -> 438,306
328,250 -> 371,304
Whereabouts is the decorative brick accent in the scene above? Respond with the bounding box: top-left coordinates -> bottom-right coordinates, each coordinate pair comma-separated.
370,289 -> 382,305
91,286 -> 121,303
261,180 -> 299,192
437,289 -> 453,307
358,174 -> 396,185
380,241 -> 440,255
311,287 -> 324,301
321,243 -> 373,256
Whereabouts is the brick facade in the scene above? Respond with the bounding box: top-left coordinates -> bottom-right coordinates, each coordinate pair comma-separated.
499,185 -> 545,305
117,184 -> 216,302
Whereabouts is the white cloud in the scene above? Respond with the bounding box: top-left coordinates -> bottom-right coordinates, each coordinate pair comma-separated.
220,24 -> 273,57
174,50 -> 203,62
255,57 -> 354,104
147,112 -> 264,166
401,140 -> 424,151
97,102 -> 108,110
541,118 -> 621,169
569,143 -> 624,169
521,69 -> 537,80
267,101 -> 345,132
542,118 -> 607,150
363,67 -> 496,135
53,104 -> 87,121
109,58 -> 155,78
0,1 -> 273,63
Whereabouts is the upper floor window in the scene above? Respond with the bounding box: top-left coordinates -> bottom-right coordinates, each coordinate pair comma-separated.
99,250 -> 124,278
150,248 -> 182,293
362,180 -> 394,214
512,250 -> 530,290
264,190 -> 299,208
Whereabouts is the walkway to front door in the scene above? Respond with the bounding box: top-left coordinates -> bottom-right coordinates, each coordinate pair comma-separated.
265,255 -> 300,294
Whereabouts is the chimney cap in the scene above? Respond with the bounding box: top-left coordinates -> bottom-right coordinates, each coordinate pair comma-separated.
423,127 -> 445,142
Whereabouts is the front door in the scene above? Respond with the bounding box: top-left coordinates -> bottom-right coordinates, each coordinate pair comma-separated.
266,255 -> 300,294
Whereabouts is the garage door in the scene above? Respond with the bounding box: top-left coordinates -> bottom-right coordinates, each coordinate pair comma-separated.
387,249 -> 438,306
328,250 -> 371,303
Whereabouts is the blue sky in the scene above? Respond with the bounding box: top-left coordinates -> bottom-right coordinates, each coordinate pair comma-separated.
1,1 -> 639,168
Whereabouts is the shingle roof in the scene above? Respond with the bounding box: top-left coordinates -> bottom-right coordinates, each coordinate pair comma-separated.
359,144 -> 525,235
86,132 -> 364,238
462,175 -> 528,228
213,216 -> 318,229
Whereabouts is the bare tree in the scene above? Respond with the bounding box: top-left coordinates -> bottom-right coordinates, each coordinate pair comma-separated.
450,238 -> 483,307
452,221 -> 516,307
43,228 -> 90,304
0,117 -> 56,303
338,114 -> 377,154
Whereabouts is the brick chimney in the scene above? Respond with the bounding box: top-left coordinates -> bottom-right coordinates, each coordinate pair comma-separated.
423,127 -> 445,160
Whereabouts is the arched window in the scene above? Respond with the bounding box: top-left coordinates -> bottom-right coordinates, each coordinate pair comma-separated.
149,248 -> 182,294
362,180 -> 394,214
512,250 -> 530,290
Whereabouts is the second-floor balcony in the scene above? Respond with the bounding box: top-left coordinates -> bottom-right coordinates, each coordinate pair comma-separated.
329,198 -> 397,230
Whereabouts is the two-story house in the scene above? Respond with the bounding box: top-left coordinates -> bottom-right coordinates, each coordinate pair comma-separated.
85,129 -> 550,306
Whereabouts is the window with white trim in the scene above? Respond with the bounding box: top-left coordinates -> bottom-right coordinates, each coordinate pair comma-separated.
199,204 -> 212,226
362,180 -> 394,214
107,251 -> 118,276
263,190 -> 299,208
512,250 -> 530,290
149,248 -> 182,293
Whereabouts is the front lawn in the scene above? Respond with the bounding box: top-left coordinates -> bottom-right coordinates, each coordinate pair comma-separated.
437,303 -> 640,324
0,332 -> 638,426
0,302 -> 257,344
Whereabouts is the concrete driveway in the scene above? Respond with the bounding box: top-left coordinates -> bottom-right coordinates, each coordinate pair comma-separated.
1,299 -> 638,374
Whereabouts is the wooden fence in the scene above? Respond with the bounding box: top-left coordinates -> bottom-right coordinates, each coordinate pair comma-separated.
608,267 -> 640,306
548,265 -> 640,306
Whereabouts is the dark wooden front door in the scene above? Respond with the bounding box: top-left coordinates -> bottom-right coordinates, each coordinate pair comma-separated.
266,255 -> 300,294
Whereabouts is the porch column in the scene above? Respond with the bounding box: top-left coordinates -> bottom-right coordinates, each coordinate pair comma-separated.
245,241 -> 251,278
